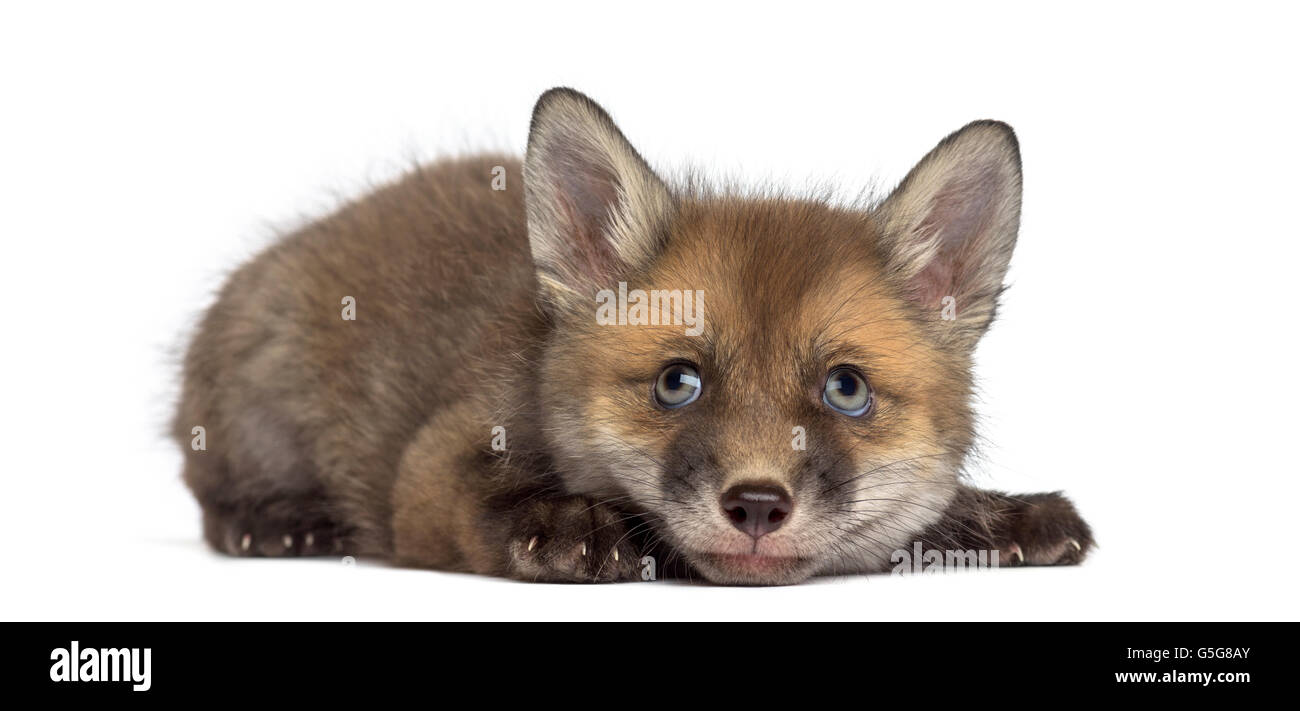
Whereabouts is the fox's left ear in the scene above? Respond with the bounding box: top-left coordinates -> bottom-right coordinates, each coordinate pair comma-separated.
874,121 -> 1022,349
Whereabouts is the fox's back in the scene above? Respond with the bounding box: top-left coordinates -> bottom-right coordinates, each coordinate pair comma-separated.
174,155 -> 535,551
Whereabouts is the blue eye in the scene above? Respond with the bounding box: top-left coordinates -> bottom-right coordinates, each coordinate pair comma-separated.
823,367 -> 873,417
654,363 -> 702,409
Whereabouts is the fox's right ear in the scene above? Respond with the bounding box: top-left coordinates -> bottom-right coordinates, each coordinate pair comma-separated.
523,88 -> 675,310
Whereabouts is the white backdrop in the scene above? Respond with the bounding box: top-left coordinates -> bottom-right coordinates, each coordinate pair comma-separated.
1,1 -> 1296,620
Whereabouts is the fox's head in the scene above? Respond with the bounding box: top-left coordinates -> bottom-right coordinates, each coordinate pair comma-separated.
524,89 -> 1021,584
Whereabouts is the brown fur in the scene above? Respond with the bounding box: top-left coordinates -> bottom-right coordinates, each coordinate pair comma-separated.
174,88 -> 1092,584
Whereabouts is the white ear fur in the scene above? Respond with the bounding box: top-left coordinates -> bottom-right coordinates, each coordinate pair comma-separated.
523,88 -> 674,310
874,120 -> 1022,347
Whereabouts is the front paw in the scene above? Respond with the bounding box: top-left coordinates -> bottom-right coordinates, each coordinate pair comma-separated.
505,496 -> 643,583
999,492 -> 1094,566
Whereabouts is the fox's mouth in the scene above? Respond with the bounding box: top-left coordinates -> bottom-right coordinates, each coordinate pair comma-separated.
687,550 -> 818,586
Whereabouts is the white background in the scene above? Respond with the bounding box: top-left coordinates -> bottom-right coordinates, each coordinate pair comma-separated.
1,1 -> 1296,621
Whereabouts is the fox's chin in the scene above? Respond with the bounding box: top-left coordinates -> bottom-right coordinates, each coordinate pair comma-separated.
686,550 -> 820,586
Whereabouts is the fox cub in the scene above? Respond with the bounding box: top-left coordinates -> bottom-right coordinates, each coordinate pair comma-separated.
174,88 -> 1092,584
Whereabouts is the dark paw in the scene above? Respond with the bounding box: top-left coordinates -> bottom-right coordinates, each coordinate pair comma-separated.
506,497 -> 643,583
999,492 -> 1094,566
202,507 -> 349,558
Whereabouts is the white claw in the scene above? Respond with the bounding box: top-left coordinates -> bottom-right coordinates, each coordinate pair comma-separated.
240,533 -> 251,552
305,533 -> 315,547
613,549 -> 619,562
282,534 -> 293,549
527,536 -> 538,552
1009,542 -> 1024,564
1068,539 -> 1082,552
580,542 -> 588,556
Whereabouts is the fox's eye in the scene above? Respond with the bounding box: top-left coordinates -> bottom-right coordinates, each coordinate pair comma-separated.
823,366 -> 873,417
654,363 -> 702,409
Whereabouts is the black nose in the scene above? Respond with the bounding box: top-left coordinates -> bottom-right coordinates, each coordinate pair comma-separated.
721,484 -> 793,538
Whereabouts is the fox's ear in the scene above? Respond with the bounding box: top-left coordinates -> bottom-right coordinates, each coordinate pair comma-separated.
874,121 -> 1022,348
524,88 -> 674,310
